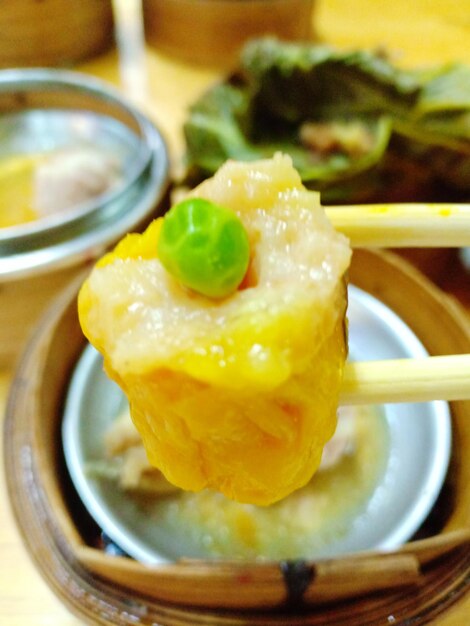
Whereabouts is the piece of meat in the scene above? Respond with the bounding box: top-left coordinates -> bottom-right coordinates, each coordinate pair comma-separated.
34,146 -> 121,216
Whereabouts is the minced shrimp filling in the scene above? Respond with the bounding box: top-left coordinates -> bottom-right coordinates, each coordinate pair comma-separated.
85,161 -> 350,390
79,154 -> 352,504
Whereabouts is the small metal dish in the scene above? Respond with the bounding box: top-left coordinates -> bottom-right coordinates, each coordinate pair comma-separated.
0,68 -> 168,278
62,285 -> 451,564
0,68 -> 169,365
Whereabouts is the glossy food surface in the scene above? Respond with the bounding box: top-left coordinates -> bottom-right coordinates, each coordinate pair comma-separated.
78,154 -> 351,504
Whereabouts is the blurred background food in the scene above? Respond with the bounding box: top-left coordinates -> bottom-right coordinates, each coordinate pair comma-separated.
142,0 -> 315,69
183,38 -> 470,205
179,35 -> 470,284
0,145 -> 121,228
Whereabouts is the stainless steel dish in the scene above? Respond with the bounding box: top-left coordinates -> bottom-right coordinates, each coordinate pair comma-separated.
62,285 -> 451,564
0,68 -> 169,279
0,68 -> 169,365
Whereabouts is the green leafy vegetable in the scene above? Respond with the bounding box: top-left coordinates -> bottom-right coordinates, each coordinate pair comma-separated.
183,38 -> 470,203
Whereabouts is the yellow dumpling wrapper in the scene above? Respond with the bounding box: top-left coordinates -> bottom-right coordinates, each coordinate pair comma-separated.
78,154 -> 352,505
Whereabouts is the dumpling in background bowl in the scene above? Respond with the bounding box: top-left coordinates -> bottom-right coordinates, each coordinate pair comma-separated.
0,145 -> 121,229
34,146 -> 122,218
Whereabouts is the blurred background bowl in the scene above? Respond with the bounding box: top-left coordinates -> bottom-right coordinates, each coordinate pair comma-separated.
0,0 -> 114,68
0,68 -> 170,367
61,285 -> 452,564
142,0 -> 316,68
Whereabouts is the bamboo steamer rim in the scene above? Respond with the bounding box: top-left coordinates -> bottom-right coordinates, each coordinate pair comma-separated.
3,248 -> 470,624
0,0 -> 115,68
142,0 -> 316,68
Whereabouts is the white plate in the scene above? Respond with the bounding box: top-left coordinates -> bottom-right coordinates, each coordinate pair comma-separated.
62,285 -> 451,564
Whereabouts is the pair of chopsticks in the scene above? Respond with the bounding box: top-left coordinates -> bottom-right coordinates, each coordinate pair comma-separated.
326,202 -> 470,405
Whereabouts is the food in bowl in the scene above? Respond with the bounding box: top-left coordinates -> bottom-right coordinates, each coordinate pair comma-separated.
87,403 -> 388,560
78,153 -> 351,505
0,145 -> 121,229
0,68 -> 169,367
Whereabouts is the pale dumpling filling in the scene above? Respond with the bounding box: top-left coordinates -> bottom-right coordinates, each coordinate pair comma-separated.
79,154 -> 352,505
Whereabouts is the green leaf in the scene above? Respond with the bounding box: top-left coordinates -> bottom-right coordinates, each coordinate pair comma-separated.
183,38 -> 470,200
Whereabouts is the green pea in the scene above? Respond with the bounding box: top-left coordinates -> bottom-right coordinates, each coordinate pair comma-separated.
158,198 -> 250,299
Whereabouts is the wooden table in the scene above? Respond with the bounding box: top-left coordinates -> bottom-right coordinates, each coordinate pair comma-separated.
1,1 -> 469,623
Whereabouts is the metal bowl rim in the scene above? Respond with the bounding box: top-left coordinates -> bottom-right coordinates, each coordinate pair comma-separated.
0,68 -> 170,279
0,68 -> 157,245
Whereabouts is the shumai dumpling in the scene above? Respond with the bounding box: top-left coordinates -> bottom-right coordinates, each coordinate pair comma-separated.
78,153 -> 351,505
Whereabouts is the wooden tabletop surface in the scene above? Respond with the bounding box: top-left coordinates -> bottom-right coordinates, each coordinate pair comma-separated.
1,1 -> 469,623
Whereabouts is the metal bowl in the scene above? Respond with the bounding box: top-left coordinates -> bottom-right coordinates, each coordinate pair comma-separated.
62,285 -> 451,564
5,248 -> 469,621
0,68 -> 169,365
0,68 -> 169,278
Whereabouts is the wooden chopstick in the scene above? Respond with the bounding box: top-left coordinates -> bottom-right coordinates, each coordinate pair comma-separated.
324,202 -> 470,404
341,354 -> 470,405
325,203 -> 470,247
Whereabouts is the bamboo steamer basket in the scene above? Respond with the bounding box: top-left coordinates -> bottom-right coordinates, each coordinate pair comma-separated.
0,68 -> 170,368
0,0 -> 114,68
142,0 -> 315,68
4,248 -> 470,624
